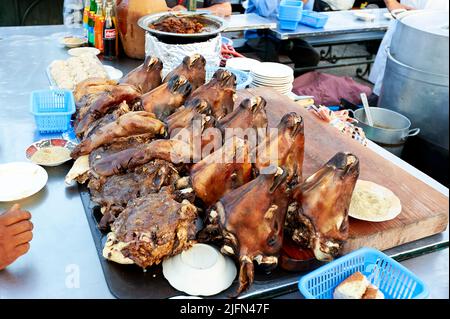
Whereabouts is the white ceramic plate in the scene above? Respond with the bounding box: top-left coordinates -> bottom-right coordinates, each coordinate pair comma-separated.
349,180 -> 402,222
251,62 -> 294,78
68,47 -> 101,57
226,57 -> 261,72
251,74 -> 294,84
252,79 -> 293,87
0,162 -> 48,202
103,65 -> 124,81
162,244 -> 237,296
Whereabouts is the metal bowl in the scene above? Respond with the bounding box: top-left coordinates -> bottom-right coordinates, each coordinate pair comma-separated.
138,12 -> 227,44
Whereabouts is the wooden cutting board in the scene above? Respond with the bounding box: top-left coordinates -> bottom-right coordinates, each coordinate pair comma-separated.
237,88 -> 448,253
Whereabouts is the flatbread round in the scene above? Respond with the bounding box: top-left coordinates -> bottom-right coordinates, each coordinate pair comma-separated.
349,180 -> 402,222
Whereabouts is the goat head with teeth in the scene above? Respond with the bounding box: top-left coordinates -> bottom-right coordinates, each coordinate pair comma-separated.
285,152 -> 360,261
198,168 -> 290,296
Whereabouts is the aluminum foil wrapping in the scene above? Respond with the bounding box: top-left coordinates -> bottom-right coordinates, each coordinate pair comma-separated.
145,33 -> 222,77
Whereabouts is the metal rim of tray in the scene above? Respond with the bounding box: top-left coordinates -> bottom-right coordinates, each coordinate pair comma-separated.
138,12 -> 227,39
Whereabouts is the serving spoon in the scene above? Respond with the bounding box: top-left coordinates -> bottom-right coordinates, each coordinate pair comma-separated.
360,93 -> 374,127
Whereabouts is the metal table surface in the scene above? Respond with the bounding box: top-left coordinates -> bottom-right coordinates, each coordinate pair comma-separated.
224,13 -> 277,32
0,25 -> 448,299
270,8 -> 391,44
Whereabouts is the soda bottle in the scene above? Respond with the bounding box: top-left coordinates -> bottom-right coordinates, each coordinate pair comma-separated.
94,0 -> 104,52
87,0 -> 97,46
82,0 -> 90,39
103,4 -> 117,60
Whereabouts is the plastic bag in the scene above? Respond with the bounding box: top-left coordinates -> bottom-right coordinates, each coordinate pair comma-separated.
63,0 -> 84,28
145,33 -> 222,77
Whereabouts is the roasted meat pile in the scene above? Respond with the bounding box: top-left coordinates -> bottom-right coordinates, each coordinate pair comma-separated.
68,54 -> 360,297
149,16 -> 205,34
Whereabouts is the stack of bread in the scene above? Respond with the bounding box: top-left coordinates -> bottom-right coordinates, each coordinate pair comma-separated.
334,272 -> 385,299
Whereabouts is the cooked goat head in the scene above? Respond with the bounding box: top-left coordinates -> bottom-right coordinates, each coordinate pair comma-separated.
92,139 -> 193,177
189,137 -> 253,207
119,56 -> 163,94
163,54 -> 206,90
141,75 -> 192,121
71,111 -> 165,158
186,69 -> 236,120
219,96 -> 268,139
199,168 -> 290,296
166,98 -> 212,137
88,160 -> 181,230
255,112 -> 304,185
103,187 -> 198,268
286,152 -> 360,261
75,84 -> 142,138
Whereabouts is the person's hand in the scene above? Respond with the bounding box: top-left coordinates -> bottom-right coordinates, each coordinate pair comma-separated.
169,5 -> 187,11
0,204 -> 33,270
385,0 -> 414,12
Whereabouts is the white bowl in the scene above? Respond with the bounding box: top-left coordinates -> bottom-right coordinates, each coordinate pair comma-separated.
162,243 -> 237,296
60,36 -> 87,48
68,47 -> 101,57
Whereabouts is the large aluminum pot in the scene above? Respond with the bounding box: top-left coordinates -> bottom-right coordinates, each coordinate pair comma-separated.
379,50 -> 449,150
352,107 -> 420,156
390,10 -> 449,75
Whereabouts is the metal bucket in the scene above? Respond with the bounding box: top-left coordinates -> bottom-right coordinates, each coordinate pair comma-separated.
379,50 -> 449,151
352,107 -> 420,157
390,10 -> 449,76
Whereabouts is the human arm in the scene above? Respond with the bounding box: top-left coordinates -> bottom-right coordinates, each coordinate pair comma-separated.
384,0 -> 414,12
170,1 -> 232,17
0,204 -> 33,270
204,2 -> 232,17
247,0 -> 280,18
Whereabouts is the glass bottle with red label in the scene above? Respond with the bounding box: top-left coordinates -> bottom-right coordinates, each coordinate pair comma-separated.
103,4 -> 118,59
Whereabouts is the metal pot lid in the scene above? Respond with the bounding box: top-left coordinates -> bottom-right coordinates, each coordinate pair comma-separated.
399,10 -> 449,37
138,12 -> 227,39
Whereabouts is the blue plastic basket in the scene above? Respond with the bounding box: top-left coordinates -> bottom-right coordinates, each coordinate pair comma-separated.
30,89 -> 76,133
279,19 -> 300,31
279,0 -> 303,21
298,247 -> 429,299
206,67 -> 253,90
300,10 -> 329,28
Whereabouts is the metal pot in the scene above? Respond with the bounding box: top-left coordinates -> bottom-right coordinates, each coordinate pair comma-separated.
352,107 -> 420,156
390,10 -> 449,76
379,50 -> 449,151
138,12 -> 227,44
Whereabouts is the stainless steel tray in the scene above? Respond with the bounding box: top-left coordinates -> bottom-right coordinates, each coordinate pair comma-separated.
138,12 -> 227,40
79,182 -> 448,299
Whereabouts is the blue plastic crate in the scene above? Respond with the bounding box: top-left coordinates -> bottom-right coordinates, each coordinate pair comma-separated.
30,89 -> 75,133
279,19 -> 300,31
298,247 -> 429,299
300,10 -> 328,28
279,0 -> 303,21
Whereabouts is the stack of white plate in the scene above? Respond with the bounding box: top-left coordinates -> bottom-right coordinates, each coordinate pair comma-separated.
249,62 -> 294,95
